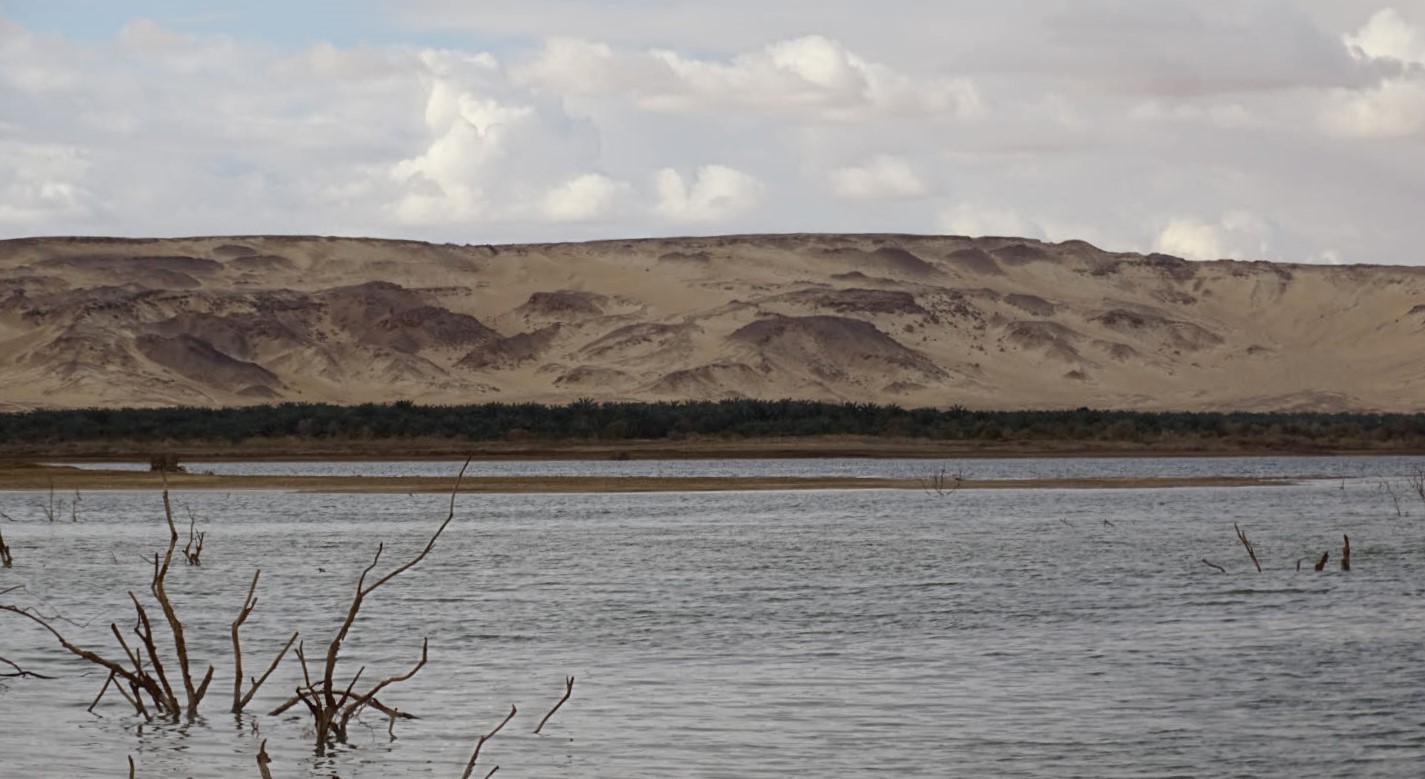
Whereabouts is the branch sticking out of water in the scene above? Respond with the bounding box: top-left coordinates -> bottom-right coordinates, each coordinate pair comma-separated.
1341,534 -> 1351,572
280,458 -> 470,754
1233,523 -> 1261,573
1314,551 -> 1329,572
231,570 -> 299,714
256,739 -> 273,779
1200,559 -> 1226,574
534,675 -> 575,734
0,526 -> 12,567
461,704 -> 516,779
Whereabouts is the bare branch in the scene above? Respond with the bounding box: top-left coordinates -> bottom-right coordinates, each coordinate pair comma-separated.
533,675 -> 575,734
0,603 -> 164,711
1,654 -> 54,679
1233,523 -> 1262,573
256,739 -> 273,779
153,483 -> 210,717
461,704 -> 517,779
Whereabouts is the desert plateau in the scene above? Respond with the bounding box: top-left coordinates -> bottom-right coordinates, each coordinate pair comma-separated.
2,233 -> 1422,413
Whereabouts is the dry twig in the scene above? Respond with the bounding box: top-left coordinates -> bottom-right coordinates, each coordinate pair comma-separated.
256,739 -> 273,779
1200,559 -> 1226,574
461,704 -> 516,779
1233,523 -> 1262,573
1341,534 -> 1351,572
534,675 -> 575,734
275,460 -> 469,753
231,570 -> 299,713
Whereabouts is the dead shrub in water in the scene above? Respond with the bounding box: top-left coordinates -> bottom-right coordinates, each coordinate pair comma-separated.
0,478 -> 291,720
1,459 -> 576,772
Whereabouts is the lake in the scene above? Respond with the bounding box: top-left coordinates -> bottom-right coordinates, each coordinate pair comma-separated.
2,456 -> 1424,777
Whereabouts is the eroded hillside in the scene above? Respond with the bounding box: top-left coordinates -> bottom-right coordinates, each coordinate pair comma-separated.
2,234 -> 1423,411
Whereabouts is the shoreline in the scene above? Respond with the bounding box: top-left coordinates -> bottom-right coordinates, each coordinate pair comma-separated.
10,435 -> 1425,463
0,464 -> 1288,493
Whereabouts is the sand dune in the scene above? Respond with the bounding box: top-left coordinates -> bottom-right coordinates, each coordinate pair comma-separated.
1,233 -> 1423,411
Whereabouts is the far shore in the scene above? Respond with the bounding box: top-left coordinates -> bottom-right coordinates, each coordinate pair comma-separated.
8,434 -> 1423,463
0,462 -> 1288,493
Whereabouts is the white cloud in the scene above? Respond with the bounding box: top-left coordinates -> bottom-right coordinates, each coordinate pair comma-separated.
937,204 -> 1045,240
1345,8 -> 1425,64
1155,211 -> 1278,261
542,173 -> 633,221
0,140 -> 94,225
2,7 -> 1425,262
516,35 -> 981,123
1321,75 -> 1425,137
827,155 -> 930,200
654,165 -> 764,222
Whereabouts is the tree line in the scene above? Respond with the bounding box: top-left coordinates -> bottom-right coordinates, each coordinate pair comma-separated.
3,399 -> 1425,450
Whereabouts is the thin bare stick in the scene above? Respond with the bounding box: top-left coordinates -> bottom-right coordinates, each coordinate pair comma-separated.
1314,551 -> 1329,571
230,570 -> 299,713
1,654 -> 54,679
154,483 -> 212,717
88,671 -> 115,711
1341,534 -> 1351,572
256,739 -> 273,779
0,604 -> 165,709
1200,559 -> 1226,574
338,639 -> 429,734
1233,523 -> 1262,573
0,525 -> 12,567
130,593 -> 178,714
534,675 -> 575,734
128,755 -> 135,779
308,460 -> 469,750
461,704 -> 517,779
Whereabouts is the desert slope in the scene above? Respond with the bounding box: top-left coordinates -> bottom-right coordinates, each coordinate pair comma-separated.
1,233 -> 1423,412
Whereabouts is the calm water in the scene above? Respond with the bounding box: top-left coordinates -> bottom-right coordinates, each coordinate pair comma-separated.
2,458 -> 1424,777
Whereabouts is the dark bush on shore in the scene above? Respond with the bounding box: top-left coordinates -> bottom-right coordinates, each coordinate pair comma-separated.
3,399 -> 1425,452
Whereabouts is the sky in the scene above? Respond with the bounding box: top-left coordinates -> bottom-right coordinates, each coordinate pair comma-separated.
2,1 -> 1424,263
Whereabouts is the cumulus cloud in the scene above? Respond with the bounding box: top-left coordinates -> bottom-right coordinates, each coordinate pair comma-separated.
654,165 -> 764,222
515,35 -> 981,122
1154,211 -> 1278,261
1345,8 -> 1425,64
827,155 -> 930,200
3,6 -> 1425,261
542,173 -> 634,221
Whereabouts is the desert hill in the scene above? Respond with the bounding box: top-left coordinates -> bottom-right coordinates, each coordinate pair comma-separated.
1,233 -> 1422,412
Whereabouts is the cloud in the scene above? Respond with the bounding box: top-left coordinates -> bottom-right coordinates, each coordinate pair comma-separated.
541,173 -> 633,221
1345,8 -> 1425,64
828,155 -> 930,200
1321,75 -> 1425,137
0,140 -> 94,225
937,204 -> 1044,239
2,7 -> 1425,262
1154,211 -> 1278,261
654,165 -> 764,222
515,35 -> 981,123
